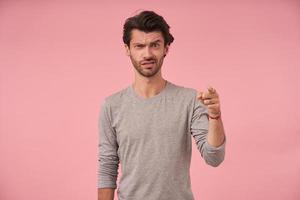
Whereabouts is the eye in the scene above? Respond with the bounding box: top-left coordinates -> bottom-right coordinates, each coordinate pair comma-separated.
135,44 -> 144,48
152,43 -> 159,47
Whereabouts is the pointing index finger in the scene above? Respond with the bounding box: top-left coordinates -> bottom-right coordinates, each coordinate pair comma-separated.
207,85 -> 215,93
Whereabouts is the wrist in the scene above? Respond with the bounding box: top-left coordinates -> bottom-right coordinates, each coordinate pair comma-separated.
208,111 -> 221,120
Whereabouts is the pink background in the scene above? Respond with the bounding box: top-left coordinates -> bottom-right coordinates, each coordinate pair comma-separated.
1,1 -> 300,200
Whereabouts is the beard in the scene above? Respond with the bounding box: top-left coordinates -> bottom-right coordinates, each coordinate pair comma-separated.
130,56 -> 164,78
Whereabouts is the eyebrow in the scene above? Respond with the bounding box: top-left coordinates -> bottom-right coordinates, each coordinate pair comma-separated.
132,39 -> 162,46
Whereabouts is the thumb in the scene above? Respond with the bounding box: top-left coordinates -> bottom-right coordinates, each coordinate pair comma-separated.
197,91 -> 203,99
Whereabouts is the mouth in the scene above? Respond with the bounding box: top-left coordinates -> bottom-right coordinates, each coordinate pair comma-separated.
141,60 -> 155,66
141,61 -> 155,68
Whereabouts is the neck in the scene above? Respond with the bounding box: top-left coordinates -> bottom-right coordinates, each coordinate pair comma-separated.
132,77 -> 167,98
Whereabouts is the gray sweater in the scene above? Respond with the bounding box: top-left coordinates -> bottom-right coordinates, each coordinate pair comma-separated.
97,80 -> 226,200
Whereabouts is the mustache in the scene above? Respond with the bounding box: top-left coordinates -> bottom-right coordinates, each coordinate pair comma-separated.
142,58 -> 155,62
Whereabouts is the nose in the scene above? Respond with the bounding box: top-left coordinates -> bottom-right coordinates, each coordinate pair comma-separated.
143,46 -> 153,59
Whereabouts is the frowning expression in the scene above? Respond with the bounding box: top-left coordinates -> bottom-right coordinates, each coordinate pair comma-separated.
125,29 -> 169,78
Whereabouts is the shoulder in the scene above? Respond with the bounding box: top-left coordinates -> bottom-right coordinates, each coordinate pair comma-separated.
168,81 -> 206,109
101,86 -> 130,109
168,81 -> 198,100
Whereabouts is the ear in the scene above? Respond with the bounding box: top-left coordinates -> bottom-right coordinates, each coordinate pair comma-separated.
164,44 -> 170,56
125,44 -> 130,56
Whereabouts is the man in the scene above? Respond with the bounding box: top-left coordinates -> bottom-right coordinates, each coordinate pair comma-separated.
97,10 -> 226,200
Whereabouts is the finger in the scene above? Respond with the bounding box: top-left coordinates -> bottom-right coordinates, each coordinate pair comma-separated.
207,86 -> 218,95
207,104 -> 220,109
197,91 -> 203,99
207,85 -> 215,93
203,98 -> 219,105
202,91 -> 215,99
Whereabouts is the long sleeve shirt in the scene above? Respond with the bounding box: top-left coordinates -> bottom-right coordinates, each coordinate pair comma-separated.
97,80 -> 226,200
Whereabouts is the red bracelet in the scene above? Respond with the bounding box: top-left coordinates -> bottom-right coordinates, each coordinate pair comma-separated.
208,112 -> 221,120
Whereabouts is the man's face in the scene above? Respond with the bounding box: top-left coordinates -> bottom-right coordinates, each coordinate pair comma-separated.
125,29 -> 169,78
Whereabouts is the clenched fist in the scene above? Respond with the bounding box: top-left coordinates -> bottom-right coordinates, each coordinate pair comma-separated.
197,86 -> 221,118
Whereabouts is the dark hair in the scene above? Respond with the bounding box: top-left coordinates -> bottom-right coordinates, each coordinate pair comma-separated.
123,10 -> 174,47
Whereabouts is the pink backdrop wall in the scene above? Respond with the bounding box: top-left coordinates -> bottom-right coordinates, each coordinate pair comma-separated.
1,1 -> 299,199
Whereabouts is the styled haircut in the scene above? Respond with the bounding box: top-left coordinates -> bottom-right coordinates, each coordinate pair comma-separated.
123,10 -> 174,47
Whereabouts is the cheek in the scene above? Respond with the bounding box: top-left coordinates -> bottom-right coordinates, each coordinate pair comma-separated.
151,50 -> 162,59
132,55 -> 142,65
130,52 -> 139,60
157,52 -> 165,60
133,52 -> 142,59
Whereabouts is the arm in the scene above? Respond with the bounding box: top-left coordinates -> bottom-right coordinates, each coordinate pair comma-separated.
97,100 -> 119,199
98,188 -> 115,200
190,91 -> 226,167
207,116 -> 225,147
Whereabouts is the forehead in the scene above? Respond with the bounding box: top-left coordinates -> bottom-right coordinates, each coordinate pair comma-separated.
130,29 -> 164,44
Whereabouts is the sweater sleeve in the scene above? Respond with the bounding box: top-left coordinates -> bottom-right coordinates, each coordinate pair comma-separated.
97,100 -> 120,188
190,92 -> 226,167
